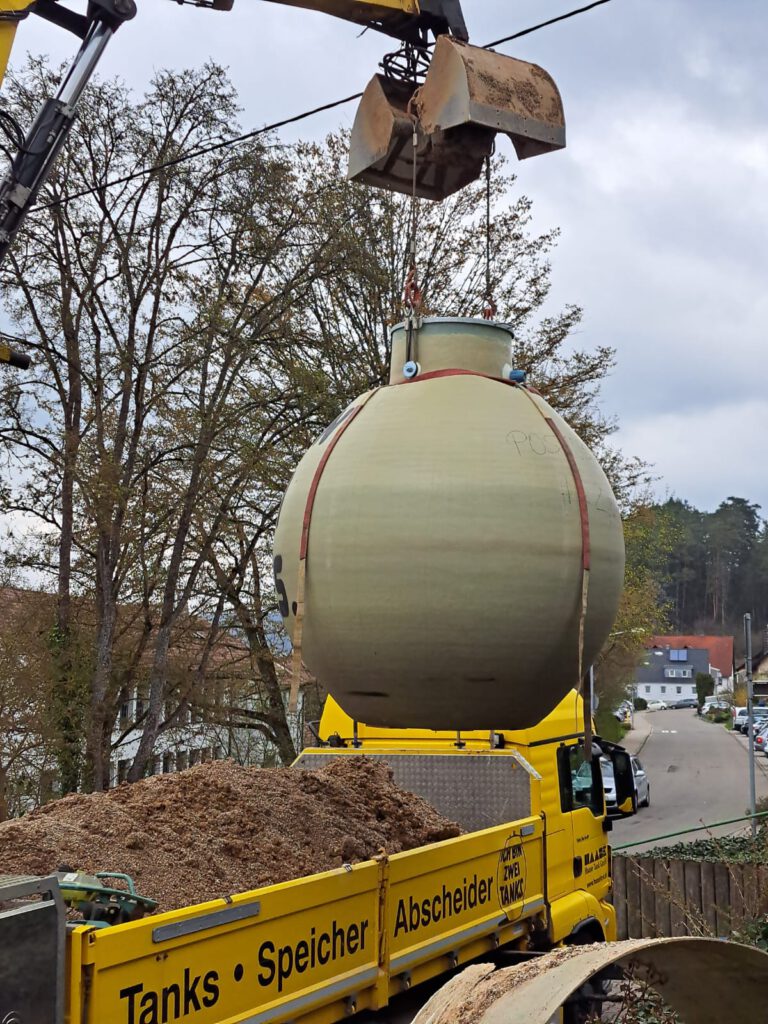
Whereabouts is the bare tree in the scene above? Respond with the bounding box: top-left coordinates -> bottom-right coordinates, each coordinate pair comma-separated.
0,61 -> 334,788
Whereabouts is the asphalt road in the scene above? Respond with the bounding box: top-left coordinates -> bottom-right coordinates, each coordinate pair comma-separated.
611,709 -> 768,853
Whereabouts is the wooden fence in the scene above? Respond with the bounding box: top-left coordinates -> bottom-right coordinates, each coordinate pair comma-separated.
612,854 -> 768,939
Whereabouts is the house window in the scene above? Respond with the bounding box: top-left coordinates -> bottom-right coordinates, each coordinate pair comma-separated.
691,686 -> 697,695
117,759 -> 130,783
645,685 -> 651,693
162,752 -> 173,774
670,649 -> 688,662
189,749 -> 200,767
660,686 -> 666,694
177,750 -> 188,772
676,686 -> 682,694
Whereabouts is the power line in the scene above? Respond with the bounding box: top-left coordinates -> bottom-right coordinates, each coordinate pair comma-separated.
35,92 -> 364,211
32,0 -> 615,212
484,0 -> 613,49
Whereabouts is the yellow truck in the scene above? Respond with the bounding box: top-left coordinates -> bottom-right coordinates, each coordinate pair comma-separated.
0,691 -> 637,1024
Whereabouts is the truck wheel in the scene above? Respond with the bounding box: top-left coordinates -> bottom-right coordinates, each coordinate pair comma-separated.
562,927 -> 607,1023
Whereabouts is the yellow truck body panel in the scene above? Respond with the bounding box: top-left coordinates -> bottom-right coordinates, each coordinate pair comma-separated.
63,691 -> 616,1024
68,819 -> 549,1024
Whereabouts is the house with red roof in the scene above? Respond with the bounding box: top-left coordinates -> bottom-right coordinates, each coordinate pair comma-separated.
648,635 -> 735,692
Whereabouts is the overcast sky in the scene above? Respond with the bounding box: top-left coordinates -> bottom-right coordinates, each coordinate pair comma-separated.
15,0 -> 768,513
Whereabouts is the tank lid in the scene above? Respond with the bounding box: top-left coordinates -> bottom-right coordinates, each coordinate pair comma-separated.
390,316 -> 515,337
388,316 -> 516,385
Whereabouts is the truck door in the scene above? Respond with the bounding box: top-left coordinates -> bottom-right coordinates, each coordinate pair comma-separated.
557,744 -> 611,902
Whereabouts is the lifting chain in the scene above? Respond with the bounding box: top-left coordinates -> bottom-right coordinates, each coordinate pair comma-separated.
403,107 -> 423,367
482,150 -> 497,321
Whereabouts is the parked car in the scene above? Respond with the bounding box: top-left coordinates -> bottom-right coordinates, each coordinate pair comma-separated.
753,723 -> 768,751
669,698 -> 698,709
631,756 -> 650,807
612,704 -> 634,726
646,700 -> 668,711
600,756 -> 649,812
734,707 -> 749,731
732,707 -> 768,733
741,709 -> 768,734
702,699 -> 732,714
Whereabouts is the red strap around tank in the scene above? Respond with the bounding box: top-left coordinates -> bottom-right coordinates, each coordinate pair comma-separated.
516,383 -> 593,751
396,367 -> 516,387
290,389 -> 380,714
401,365 -> 594,737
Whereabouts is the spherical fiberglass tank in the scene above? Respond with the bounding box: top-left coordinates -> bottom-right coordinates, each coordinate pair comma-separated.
273,317 -> 625,730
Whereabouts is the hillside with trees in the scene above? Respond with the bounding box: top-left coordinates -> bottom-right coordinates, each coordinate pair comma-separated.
654,497 -> 768,646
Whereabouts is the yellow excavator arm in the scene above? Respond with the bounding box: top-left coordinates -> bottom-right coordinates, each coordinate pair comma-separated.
0,1 -> 35,81
258,0 -> 467,42
0,0 -> 564,367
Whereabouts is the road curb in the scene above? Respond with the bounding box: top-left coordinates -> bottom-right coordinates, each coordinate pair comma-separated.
622,713 -> 652,757
726,723 -> 768,780
632,728 -> 652,757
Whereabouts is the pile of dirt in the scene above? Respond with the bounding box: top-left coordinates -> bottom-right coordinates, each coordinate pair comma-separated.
0,757 -> 461,912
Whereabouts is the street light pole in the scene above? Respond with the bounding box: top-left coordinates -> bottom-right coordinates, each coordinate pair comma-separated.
745,612 -> 757,837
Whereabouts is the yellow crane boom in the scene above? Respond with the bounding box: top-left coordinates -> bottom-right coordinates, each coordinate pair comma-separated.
0,0 -> 564,368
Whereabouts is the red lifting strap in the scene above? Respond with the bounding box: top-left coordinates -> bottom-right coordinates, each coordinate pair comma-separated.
399,366 -> 593,738
300,401 -> 370,561
290,389 -> 380,713
544,417 -> 591,572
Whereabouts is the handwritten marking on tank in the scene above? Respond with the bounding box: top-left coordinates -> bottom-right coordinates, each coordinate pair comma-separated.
496,833 -> 528,918
561,479 -> 573,509
506,429 -> 560,457
593,487 -> 619,518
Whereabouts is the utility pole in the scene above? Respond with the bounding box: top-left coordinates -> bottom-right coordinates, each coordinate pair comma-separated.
745,613 -> 756,837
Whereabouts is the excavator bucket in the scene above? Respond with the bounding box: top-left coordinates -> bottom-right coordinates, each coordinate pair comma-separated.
348,35 -> 565,200
348,74 -> 494,201
416,36 -> 565,159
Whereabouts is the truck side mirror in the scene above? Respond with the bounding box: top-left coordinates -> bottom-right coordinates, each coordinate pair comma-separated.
611,749 -> 636,816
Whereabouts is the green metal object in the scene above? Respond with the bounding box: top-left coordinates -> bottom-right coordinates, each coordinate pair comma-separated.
57,869 -> 157,927
613,809 -> 768,851
273,317 -> 625,731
